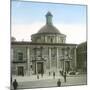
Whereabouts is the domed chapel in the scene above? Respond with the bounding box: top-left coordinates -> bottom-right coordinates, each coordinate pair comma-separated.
11,12 -> 77,76
31,12 -> 66,44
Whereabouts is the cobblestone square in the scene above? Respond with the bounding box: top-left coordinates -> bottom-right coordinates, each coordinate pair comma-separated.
11,74 -> 87,89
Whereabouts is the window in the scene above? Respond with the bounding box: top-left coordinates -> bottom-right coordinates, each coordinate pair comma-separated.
51,38 -> 53,43
61,39 -> 63,43
37,49 -> 41,56
18,52 -> 23,61
51,48 -> 56,57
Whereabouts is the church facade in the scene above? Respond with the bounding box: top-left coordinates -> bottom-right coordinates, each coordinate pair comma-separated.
11,12 -> 77,76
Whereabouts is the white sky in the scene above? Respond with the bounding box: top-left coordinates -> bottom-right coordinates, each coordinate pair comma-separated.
11,1 -> 86,44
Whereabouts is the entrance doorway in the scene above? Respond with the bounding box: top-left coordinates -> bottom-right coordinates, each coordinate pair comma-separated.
65,61 -> 70,73
37,62 -> 44,74
18,66 -> 24,76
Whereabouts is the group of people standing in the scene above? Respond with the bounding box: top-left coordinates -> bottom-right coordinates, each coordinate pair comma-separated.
52,71 -> 67,82
11,70 -> 67,89
60,70 -> 67,83
48,71 -> 67,87
57,71 -> 67,87
36,70 -> 67,87
53,71 -> 67,87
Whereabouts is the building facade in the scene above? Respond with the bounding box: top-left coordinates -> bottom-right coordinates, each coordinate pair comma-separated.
11,12 -> 77,76
76,42 -> 87,73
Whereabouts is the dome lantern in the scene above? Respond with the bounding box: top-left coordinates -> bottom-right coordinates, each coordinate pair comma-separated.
45,11 -> 53,25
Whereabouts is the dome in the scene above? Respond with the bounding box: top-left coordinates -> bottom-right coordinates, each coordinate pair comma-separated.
37,24 -> 61,34
11,37 -> 16,41
36,11 -> 61,35
31,12 -> 66,44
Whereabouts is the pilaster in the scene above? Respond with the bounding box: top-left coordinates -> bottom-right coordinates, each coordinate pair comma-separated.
49,47 -> 51,71
27,47 -> 30,75
56,47 -> 59,70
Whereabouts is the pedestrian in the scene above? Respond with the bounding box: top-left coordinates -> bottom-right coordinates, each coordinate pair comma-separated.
13,79 -> 18,90
59,70 -> 61,75
57,79 -> 61,87
62,70 -> 64,76
63,72 -> 66,83
41,71 -> 44,78
53,72 -> 55,79
41,73 -> 43,78
11,76 -> 12,84
59,70 -> 63,76
37,74 -> 39,79
49,72 -> 51,76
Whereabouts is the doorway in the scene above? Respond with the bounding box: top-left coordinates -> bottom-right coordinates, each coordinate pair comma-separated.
37,62 -> 44,74
18,66 -> 24,76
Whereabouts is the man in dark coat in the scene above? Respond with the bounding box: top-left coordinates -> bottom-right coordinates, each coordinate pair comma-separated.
63,71 -> 66,83
49,72 -> 51,76
53,72 -> 55,79
41,71 -> 44,78
11,76 -> 12,84
13,79 -> 18,90
37,74 -> 39,79
57,79 -> 61,87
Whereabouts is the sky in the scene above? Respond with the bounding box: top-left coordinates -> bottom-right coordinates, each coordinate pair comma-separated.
11,0 -> 87,44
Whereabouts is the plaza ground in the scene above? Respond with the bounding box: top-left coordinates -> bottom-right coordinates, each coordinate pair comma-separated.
11,74 -> 87,89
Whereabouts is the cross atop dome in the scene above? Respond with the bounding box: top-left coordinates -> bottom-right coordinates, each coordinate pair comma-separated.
45,11 -> 53,25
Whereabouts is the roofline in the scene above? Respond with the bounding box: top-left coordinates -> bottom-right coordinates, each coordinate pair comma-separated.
31,33 -> 66,38
31,33 -> 65,35
11,41 -> 77,46
77,41 -> 87,48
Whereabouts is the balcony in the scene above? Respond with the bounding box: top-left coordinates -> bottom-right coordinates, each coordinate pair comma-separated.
12,58 -> 27,63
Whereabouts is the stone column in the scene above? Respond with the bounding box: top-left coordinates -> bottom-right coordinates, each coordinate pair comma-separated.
49,47 -> 51,71
36,62 -> 37,74
55,36 -> 56,43
44,36 -> 47,43
64,61 -> 66,72
69,48 -> 72,70
56,36 -> 58,43
56,47 -> 59,71
27,47 -> 30,75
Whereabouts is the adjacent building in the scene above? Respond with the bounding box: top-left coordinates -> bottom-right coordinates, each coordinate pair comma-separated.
76,42 -> 87,73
